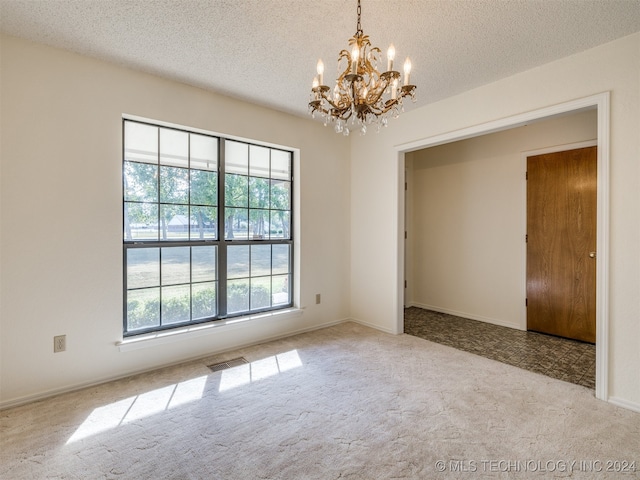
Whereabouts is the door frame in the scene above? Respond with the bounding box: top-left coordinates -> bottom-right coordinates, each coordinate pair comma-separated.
395,92 -> 610,401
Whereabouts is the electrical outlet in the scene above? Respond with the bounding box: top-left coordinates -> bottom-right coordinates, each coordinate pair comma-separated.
54,335 -> 66,353
315,293 -> 321,304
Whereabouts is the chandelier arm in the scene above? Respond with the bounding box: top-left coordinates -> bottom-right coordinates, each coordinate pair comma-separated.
360,101 -> 389,117
400,85 -> 417,100
309,102 -> 330,117
364,81 -> 390,107
311,97 -> 348,119
321,93 -> 344,112
374,102 -> 396,116
313,89 -> 353,121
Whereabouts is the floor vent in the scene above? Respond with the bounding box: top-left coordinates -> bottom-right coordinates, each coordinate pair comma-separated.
207,357 -> 249,372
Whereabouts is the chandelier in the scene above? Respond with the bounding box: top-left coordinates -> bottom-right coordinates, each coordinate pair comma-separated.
308,0 -> 417,135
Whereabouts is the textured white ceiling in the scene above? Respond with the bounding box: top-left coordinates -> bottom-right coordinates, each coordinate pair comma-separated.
1,0 -> 639,119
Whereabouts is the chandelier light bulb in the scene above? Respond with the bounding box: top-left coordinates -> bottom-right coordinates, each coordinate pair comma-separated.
312,76 -> 319,89
404,58 -> 412,85
316,59 -> 324,85
387,44 -> 395,71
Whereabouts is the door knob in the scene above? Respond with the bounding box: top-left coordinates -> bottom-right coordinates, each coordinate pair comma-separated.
589,252 -> 596,258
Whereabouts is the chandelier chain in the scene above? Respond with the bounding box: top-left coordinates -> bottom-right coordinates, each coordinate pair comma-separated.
356,0 -> 362,35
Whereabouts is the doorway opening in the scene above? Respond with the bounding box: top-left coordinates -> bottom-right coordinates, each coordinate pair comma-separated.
396,93 -> 609,400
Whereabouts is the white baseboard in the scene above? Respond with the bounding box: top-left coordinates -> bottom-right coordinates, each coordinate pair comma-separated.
0,316 -> 352,410
408,302 -> 525,331
608,396 -> 640,414
349,317 -> 396,335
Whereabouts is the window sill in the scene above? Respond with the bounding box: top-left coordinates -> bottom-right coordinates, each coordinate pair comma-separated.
117,308 -> 303,352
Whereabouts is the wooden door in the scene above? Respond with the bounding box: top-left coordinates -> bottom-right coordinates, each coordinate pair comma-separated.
526,146 -> 597,343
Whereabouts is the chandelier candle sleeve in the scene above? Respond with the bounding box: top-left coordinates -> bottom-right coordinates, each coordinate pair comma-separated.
351,46 -> 359,74
308,0 -> 417,135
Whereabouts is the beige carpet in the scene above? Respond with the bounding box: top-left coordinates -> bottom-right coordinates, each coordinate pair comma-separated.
1,322 -> 639,479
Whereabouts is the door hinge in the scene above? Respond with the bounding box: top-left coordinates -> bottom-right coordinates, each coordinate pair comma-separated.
525,234 -> 528,243
404,280 -> 407,288
526,171 -> 528,180
404,231 -> 407,239
405,182 -> 407,191
525,298 -> 528,307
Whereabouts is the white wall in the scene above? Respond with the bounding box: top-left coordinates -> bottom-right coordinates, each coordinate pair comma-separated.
405,110 -> 597,330
0,35 -> 351,407
350,33 -> 640,406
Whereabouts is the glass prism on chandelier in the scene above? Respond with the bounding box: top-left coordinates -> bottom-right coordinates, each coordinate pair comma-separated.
308,0 -> 417,135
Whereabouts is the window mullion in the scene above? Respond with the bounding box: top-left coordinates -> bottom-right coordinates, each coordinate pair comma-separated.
156,126 -> 161,242
218,139 -> 228,317
159,246 -> 164,327
157,128 -> 163,327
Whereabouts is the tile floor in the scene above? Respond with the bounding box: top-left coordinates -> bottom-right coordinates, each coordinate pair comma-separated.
404,307 -> 596,389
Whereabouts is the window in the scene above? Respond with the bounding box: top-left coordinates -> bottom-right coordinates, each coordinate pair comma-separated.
123,119 -> 293,336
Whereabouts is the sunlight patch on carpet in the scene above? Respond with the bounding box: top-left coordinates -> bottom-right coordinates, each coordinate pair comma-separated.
66,375 -> 207,444
219,349 -> 302,392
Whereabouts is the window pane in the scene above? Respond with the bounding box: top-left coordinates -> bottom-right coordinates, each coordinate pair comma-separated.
190,134 -> 217,171
226,141 -> 248,175
160,205 -> 189,241
190,206 -> 217,240
271,149 -> 291,180
251,277 -> 271,310
249,145 -> 270,178
192,246 -> 216,283
272,244 -> 290,275
270,180 -> 290,210
124,162 -> 158,202
124,202 -> 159,241
227,279 -> 249,314
269,211 -> 290,239
127,288 -> 160,331
192,282 -> 217,319
162,284 -> 191,325
161,247 -> 190,285
272,275 -> 290,306
249,177 -> 269,208
251,244 -> 271,277
227,245 -> 249,279
225,174 -> 248,207
127,248 -> 160,289
160,166 -> 189,204
160,128 -> 188,167
125,122 -> 157,164
250,209 -> 269,239
190,170 -> 217,206
225,208 -> 248,239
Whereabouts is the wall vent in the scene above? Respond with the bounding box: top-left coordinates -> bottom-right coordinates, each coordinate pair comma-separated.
207,357 -> 249,372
